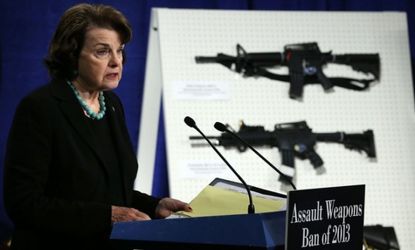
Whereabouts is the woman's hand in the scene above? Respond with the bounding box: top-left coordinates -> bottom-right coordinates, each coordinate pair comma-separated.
155,198 -> 192,218
111,205 -> 151,223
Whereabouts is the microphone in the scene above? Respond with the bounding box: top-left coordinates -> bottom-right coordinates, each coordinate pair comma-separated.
214,122 -> 297,190
184,116 -> 255,214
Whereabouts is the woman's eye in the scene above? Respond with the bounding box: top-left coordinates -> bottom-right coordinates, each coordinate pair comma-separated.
96,49 -> 110,56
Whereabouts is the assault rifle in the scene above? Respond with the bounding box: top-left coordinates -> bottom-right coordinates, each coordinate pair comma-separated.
195,43 -> 380,99
190,121 -> 376,183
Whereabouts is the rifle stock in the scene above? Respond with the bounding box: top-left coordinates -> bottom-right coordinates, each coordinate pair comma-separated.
332,54 -> 380,80
316,130 -> 376,158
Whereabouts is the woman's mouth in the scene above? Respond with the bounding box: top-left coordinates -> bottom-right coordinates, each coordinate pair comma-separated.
105,73 -> 119,80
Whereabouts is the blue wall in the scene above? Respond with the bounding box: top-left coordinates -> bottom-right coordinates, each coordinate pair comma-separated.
1,0 -> 414,242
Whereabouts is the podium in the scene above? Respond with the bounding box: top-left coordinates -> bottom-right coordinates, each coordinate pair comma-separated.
110,211 -> 286,250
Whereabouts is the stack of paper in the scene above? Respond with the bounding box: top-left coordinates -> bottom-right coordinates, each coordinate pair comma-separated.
175,184 -> 286,218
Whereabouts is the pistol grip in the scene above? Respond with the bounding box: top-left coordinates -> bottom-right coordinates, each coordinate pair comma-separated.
305,149 -> 324,168
316,69 -> 333,90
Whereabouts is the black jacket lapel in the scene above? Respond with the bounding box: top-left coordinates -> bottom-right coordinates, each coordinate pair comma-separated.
105,92 -> 138,205
50,80 -> 110,178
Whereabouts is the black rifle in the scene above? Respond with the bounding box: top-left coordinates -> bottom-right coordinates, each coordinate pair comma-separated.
190,121 -> 376,183
195,42 -> 380,99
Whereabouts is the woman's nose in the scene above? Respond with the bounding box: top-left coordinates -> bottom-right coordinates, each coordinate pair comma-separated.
109,51 -> 122,67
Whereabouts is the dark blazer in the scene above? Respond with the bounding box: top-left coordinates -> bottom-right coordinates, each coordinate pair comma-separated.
4,79 -> 160,250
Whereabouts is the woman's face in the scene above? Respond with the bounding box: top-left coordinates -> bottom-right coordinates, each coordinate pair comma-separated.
75,27 -> 124,91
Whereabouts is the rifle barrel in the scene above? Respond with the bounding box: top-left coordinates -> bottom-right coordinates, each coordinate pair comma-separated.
195,56 -> 219,63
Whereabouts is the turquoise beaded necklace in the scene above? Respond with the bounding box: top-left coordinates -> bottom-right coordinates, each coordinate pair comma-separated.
67,80 -> 106,120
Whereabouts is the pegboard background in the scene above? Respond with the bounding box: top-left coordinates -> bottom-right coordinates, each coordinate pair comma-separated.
149,9 -> 414,248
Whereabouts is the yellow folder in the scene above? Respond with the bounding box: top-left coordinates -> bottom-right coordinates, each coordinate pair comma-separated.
176,185 -> 286,217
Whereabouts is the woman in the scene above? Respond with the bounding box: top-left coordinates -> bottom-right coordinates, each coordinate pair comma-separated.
4,3 -> 191,249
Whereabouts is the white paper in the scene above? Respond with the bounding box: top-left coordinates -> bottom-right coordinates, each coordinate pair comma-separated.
179,160 -> 233,179
172,80 -> 230,100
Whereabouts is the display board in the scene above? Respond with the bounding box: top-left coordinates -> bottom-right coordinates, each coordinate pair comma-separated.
138,9 -> 414,248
